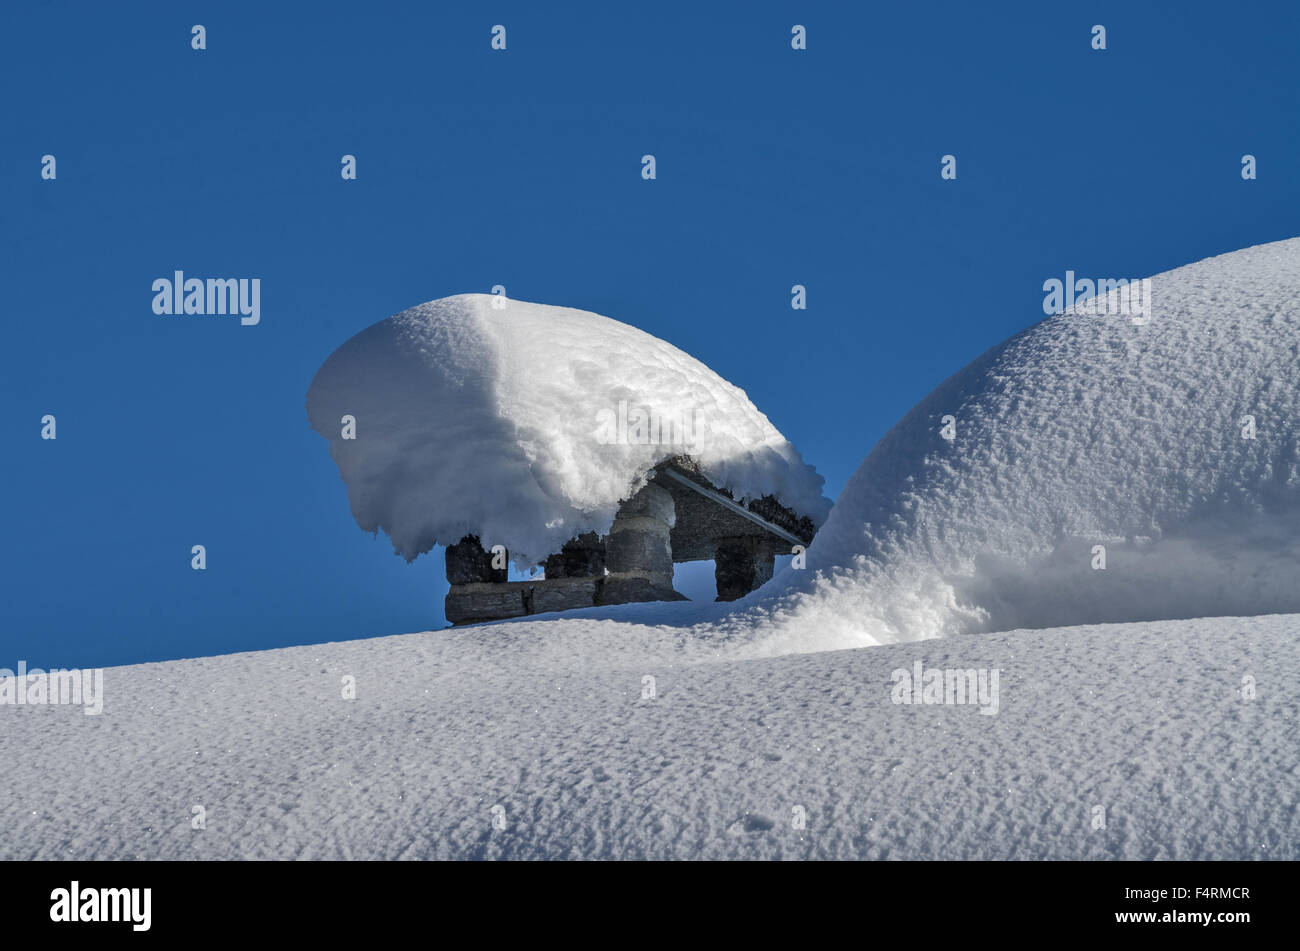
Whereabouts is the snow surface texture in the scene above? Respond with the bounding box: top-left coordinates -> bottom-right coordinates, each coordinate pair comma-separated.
306,294 -> 830,566
9,241 -> 1297,860
3,614 -> 1294,859
719,238 -> 1300,655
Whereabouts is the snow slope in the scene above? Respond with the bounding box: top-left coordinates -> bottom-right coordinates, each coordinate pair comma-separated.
306,294 -> 830,566
8,241 -> 1297,860
2,613 -> 1294,860
723,238 -> 1300,654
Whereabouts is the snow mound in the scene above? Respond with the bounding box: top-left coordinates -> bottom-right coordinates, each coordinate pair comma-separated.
5,613 -> 1296,859
306,294 -> 830,565
742,237 -> 1300,652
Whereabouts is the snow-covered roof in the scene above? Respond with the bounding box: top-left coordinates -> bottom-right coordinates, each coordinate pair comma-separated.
306,294 -> 830,565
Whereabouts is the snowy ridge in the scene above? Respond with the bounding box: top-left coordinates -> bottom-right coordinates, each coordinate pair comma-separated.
4,613 -> 1294,859
306,294 -> 830,566
730,237 -> 1300,653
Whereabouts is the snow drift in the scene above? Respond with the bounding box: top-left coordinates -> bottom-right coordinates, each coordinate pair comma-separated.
739,237 -> 1300,652
306,295 -> 830,566
6,613 -> 1296,859
305,239 -> 1300,655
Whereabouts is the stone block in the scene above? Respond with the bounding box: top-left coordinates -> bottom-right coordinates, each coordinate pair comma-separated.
715,537 -> 776,601
445,583 -> 526,624
599,576 -> 687,606
531,577 -> 601,614
445,535 -> 507,585
543,532 -> 605,578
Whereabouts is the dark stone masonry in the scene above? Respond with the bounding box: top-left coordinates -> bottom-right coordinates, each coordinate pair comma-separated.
444,456 -> 817,625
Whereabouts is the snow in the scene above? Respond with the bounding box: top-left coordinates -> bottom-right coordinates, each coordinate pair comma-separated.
8,239 -> 1299,860
307,241 -> 1300,651
720,238 -> 1300,655
306,294 -> 830,566
3,612 -> 1294,859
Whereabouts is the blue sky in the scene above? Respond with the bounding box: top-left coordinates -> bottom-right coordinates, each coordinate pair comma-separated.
4,0 -> 1298,668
